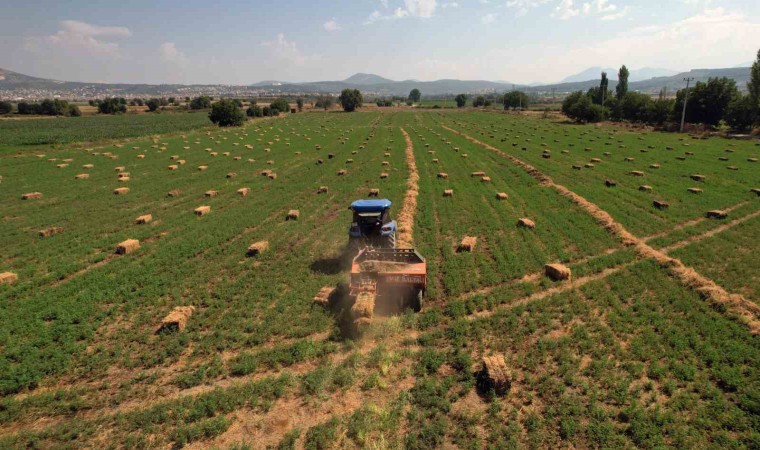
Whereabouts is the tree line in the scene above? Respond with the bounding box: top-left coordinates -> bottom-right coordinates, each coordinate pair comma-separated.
562,49 -> 760,131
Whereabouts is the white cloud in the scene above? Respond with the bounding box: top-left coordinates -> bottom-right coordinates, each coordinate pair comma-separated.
159,42 -> 187,65
554,0 -> 579,19
481,13 -> 497,24
507,0 -> 622,19
260,33 -> 316,67
600,5 -> 629,20
29,20 -> 132,56
365,0 -> 438,23
505,0 -> 552,17
323,18 -> 341,32
404,0 -> 438,17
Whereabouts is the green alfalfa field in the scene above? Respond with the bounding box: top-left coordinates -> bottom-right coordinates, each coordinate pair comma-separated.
0,109 -> 758,449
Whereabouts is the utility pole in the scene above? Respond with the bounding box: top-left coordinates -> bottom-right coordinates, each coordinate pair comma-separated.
679,77 -> 694,133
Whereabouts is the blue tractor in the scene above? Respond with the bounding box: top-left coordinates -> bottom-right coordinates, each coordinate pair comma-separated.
348,199 -> 397,249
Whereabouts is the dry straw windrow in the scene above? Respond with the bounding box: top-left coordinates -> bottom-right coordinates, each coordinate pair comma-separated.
443,125 -> 760,335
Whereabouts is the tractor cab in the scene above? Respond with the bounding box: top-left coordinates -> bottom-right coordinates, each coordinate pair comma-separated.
349,199 -> 397,249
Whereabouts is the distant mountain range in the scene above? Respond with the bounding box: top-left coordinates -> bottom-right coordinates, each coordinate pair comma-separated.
560,67 -> 679,83
0,65 -> 753,100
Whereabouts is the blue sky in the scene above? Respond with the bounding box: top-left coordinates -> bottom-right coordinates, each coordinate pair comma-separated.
1,0 -> 759,85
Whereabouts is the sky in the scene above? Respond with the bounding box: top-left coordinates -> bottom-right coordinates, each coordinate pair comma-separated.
1,0 -> 759,85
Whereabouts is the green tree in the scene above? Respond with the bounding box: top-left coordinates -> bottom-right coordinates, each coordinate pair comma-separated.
409,89 -> 421,103
0,101 -> 13,114
674,77 -> 738,126
748,48 -> 760,123
562,91 -> 603,123
246,104 -> 263,117
189,96 -> 212,110
338,89 -> 363,112
296,97 -> 304,112
455,94 -> 467,108
473,96 -> 486,107
315,95 -> 333,111
503,91 -> 529,110
98,97 -> 127,114
146,99 -> 161,112
208,99 -> 245,126
616,65 -> 629,100
270,98 -> 290,114
39,99 -> 71,116
725,95 -> 757,131
68,104 -> 82,117
618,92 -> 652,122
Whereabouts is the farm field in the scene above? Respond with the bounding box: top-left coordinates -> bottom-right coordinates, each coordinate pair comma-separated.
0,111 -> 212,151
0,110 -> 758,449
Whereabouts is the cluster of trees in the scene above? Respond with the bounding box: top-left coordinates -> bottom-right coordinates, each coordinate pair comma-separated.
14,99 -> 81,116
376,99 -> 394,107
189,96 -> 212,110
209,99 -> 245,127
97,97 -> 128,114
455,94 -> 467,108
503,91 -> 530,110
315,95 -> 334,111
339,89 -> 363,112
563,51 -> 760,131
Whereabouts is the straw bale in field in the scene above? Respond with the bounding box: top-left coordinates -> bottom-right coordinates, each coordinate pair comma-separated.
351,291 -> 376,322
471,171 -> 486,177
752,188 -> 760,196
496,192 -> 508,200
380,172 -> 389,179
39,227 -> 64,237
338,169 -> 347,176
478,355 -> 511,396
0,272 -> 17,285
481,176 -> 491,183
517,218 -> 535,229
458,236 -> 477,253
115,239 -> 140,255
369,188 -> 380,197
286,210 -> 300,220
437,172 -> 448,179
75,173 -> 90,180
115,166 -> 125,171
630,171 -> 644,177
168,165 -> 178,171
168,189 -> 181,197
687,188 -> 702,194
238,187 -> 251,196
317,186 -> 328,194
268,172 -> 277,180
247,241 -> 269,256
113,187 -> 129,195
691,174 -> 705,182
158,306 -> 195,333
605,179 -> 617,187
639,185 -> 652,192
83,164 -> 94,169
653,200 -> 669,209
198,165 -> 208,171
443,189 -> 453,197
572,165 -> 582,170
226,172 -> 236,178
545,263 -> 571,281
135,215 -> 152,224
706,210 -> 727,219
313,286 -> 335,306
56,164 -> 68,169
194,206 -> 211,216
727,166 -> 738,171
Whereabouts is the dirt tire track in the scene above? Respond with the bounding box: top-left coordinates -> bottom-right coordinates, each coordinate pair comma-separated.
468,261 -> 639,321
442,125 -> 760,335
662,209 -> 760,253
643,200 -> 750,242
397,127 -> 419,249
